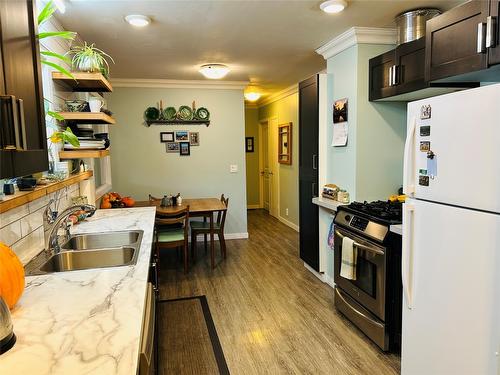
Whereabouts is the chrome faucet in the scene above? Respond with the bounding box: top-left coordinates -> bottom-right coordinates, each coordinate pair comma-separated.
45,203 -> 96,253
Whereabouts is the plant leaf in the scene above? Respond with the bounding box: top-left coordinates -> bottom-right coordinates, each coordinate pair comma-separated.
50,132 -> 62,143
41,51 -> 71,63
42,60 -> 75,79
38,0 -> 56,26
38,31 -> 76,40
61,128 -> 80,147
47,111 -> 65,121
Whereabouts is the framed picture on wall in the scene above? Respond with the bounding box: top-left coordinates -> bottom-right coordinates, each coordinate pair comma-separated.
278,123 -> 292,164
179,142 -> 190,156
166,142 -> 179,153
333,98 -> 348,123
189,132 -> 200,146
160,132 -> 174,142
175,131 -> 189,141
245,137 -> 254,152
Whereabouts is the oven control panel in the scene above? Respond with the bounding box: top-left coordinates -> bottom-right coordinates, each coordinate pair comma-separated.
350,216 -> 369,231
334,210 -> 388,243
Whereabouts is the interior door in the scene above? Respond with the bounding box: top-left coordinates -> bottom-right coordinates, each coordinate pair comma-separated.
268,117 -> 279,218
261,122 -> 270,211
402,199 -> 500,375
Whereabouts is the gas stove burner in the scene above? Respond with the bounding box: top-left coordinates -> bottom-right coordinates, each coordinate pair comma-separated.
346,200 -> 402,224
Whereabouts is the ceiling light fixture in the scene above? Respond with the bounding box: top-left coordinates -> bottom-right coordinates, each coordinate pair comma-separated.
244,92 -> 261,102
320,0 -> 347,14
125,14 -> 151,27
199,64 -> 230,79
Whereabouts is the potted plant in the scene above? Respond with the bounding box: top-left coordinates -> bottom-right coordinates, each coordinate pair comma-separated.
69,42 -> 115,77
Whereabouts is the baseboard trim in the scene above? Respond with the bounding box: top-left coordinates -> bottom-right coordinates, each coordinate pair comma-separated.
191,232 -> 249,242
303,262 -> 336,289
278,216 -> 299,232
247,205 -> 261,209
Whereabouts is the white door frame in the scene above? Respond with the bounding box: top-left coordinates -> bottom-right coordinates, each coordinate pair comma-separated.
259,117 -> 280,218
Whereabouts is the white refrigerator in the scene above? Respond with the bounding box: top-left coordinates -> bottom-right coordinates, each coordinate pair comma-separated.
401,84 -> 500,375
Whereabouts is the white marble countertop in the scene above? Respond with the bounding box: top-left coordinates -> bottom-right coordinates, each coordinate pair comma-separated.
312,196 -> 346,211
0,207 -> 156,375
390,224 -> 402,236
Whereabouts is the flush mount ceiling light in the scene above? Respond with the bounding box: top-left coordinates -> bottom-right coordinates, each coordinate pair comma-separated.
125,14 -> 151,27
199,64 -> 230,79
320,0 -> 348,14
244,92 -> 261,102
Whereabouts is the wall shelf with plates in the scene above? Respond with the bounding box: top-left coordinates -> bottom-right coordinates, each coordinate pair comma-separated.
145,119 -> 210,127
59,150 -> 110,159
52,72 -> 113,93
57,112 -> 116,125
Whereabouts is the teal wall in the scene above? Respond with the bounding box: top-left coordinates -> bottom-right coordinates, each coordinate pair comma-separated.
107,87 -> 248,235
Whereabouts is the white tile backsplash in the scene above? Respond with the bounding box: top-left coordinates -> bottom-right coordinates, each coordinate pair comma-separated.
0,220 -> 22,246
1,182 -> 80,265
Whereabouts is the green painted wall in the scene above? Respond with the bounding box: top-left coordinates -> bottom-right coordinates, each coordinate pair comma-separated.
107,87 -> 248,235
245,107 -> 260,207
258,92 -> 299,227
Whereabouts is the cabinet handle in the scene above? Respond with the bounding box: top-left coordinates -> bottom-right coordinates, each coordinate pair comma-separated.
392,65 -> 398,86
388,66 -> 393,86
486,16 -> 497,48
477,22 -> 487,53
0,95 -> 20,150
312,154 -> 317,170
16,99 -> 27,150
312,182 -> 317,197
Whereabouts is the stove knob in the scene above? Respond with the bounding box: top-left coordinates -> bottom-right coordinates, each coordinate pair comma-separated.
345,215 -> 351,222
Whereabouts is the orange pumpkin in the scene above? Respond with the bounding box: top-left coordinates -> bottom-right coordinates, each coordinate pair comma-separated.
0,242 -> 25,309
122,196 -> 135,207
101,199 -> 112,209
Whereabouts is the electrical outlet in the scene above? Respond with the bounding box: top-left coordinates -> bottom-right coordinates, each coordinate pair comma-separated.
230,164 -> 238,173
285,208 -> 289,216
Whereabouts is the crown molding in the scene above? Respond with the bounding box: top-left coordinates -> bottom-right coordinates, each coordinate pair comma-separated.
258,84 -> 298,107
316,27 -> 397,60
111,78 -> 249,90
245,102 -> 259,109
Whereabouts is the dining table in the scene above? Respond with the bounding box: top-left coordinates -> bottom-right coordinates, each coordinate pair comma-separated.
135,198 -> 227,267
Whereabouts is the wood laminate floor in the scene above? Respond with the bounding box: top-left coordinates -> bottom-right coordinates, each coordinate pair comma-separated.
158,209 -> 401,375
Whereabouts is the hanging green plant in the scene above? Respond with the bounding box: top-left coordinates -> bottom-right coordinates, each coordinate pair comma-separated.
69,42 -> 115,77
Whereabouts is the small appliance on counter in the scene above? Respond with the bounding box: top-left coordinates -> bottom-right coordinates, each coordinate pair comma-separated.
322,184 -> 350,203
16,177 -> 37,191
333,200 -> 403,351
0,297 -> 15,355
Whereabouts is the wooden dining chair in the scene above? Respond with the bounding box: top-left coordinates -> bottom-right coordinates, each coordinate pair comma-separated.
190,196 -> 229,269
155,206 -> 190,274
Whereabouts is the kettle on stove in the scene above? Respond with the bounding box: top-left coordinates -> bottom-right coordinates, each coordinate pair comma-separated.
0,296 -> 16,355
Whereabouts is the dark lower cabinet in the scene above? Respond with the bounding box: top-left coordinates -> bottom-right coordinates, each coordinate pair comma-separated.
299,75 -> 319,271
0,0 -> 48,179
425,0 -> 500,82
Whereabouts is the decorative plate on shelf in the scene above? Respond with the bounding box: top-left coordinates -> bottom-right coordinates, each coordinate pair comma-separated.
144,107 -> 160,121
163,107 -> 177,121
195,107 -> 210,121
177,105 -> 193,121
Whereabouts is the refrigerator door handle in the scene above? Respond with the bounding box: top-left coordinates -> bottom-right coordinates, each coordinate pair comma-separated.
486,16 -> 497,48
403,117 -> 417,197
477,22 -> 487,53
402,203 -> 415,309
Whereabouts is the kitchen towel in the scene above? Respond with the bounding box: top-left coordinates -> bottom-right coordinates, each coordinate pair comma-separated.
340,236 -> 357,280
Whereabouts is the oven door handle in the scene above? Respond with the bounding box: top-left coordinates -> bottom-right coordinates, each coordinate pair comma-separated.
335,230 -> 384,255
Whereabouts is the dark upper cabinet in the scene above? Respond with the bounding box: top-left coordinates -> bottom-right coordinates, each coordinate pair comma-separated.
369,49 -> 397,101
425,0 -> 500,82
0,0 -> 48,179
489,0 -> 500,65
299,75 -> 319,272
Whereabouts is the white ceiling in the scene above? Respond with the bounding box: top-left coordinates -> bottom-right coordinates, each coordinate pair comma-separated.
58,0 -> 461,97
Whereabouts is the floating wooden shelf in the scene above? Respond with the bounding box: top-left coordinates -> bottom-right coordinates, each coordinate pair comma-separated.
145,119 -> 210,127
52,71 -> 113,92
57,112 -> 116,125
0,171 -> 93,214
59,149 -> 110,159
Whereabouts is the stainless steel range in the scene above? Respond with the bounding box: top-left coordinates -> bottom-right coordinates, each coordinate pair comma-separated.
333,200 -> 402,351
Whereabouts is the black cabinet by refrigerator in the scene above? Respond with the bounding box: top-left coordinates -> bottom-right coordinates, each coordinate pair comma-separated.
299,75 -> 319,271
0,0 -> 48,179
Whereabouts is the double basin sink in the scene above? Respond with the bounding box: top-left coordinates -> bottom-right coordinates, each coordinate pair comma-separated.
26,230 -> 143,276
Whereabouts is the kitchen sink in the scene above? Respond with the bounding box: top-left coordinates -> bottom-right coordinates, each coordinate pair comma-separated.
61,230 -> 142,250
39,247 -> 137,273
25,230 -> 143,276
